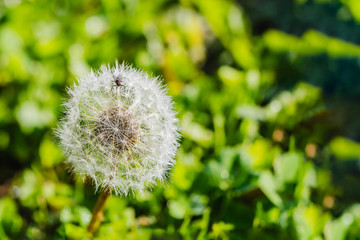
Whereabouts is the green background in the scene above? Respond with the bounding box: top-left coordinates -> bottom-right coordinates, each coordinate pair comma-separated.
1,0 -> 360,239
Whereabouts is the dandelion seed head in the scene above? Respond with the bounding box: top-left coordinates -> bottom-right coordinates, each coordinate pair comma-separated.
56,62 -> 180,196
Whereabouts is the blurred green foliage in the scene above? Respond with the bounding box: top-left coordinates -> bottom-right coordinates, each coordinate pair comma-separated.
1,0 -> 360,239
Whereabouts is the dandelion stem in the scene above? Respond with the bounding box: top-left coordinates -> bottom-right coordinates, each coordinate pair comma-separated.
87,188 -> 111,235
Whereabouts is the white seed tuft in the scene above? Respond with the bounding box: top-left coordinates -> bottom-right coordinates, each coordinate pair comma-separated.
56,62 -> 180,196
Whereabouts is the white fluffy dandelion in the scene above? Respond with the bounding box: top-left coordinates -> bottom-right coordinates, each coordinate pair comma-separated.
56,62 -> 180,196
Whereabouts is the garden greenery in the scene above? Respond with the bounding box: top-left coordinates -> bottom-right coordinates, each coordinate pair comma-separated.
1,0 -> 360,239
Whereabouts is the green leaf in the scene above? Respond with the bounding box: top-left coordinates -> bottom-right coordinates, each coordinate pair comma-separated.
275,152 -> 303,184
329,137 -> 360,160
64,223 -> 89,239
258,171 -> 283,207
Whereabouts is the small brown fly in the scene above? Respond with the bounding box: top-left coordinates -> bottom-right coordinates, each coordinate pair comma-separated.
111,74 -> 124,92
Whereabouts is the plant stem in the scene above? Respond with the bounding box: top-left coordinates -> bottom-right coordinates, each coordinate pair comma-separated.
87,188 -> 111,235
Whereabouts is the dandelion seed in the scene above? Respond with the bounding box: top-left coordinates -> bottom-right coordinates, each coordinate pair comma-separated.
56,62 -> 180,196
